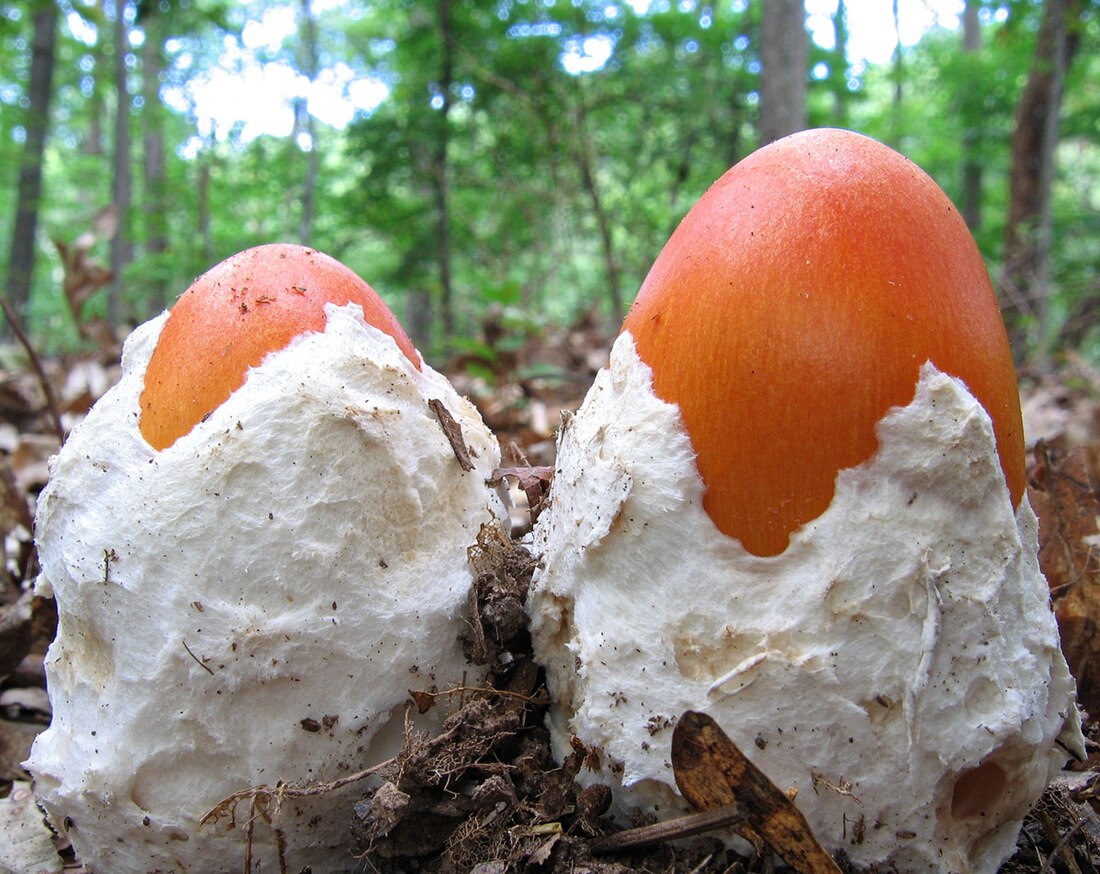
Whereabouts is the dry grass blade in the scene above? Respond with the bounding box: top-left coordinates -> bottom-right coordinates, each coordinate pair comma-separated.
590,804 -> 748,853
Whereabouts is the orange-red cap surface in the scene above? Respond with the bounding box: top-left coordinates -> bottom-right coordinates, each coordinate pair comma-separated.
140,244 -> 419,450
622,129 -> 1024,556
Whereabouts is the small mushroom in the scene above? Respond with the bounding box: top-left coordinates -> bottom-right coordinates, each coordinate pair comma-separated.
529,130 -> 1083,873
26,244 -> 504,873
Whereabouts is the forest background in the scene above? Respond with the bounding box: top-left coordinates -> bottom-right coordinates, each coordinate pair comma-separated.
2,0 -> 1099,372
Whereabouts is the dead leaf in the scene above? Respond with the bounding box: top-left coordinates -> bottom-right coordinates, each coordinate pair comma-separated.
53,207 -> 120,353
0,781 -> 64,873
0,592 -> 34,682
10,434 -> 60,494
1028,440 -> 1100,715
55,238 -> 111,320
528,832 -> 561,864
0,687 -> 51,718
671,711 -> 840,874
491,466 -> 554,522
409,689 -> 436,715
0,461 -> 32,538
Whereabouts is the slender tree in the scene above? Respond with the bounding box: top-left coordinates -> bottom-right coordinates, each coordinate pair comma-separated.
758,0 -> 807,145
85,1 -> 107,161
197,159 -> 214,266
570,78 -> 625,324
140,0 -> 169,311
1001,0 -> 1085,367
4,1 -> 59,331
890,0 -> 904,141
110,0 -> 135,327
432,0 -> 456,347
959,0 -> 983,231
830,0 -> 851,126
296,0 -> 320,244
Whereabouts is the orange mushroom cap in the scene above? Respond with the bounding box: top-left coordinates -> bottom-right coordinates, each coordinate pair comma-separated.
621,128 -> 1025,557
139,243 -> 419,451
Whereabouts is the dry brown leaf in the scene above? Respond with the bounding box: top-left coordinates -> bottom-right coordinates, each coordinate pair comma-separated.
1028,440 -> 1100,715
671,711 -> 840,874
10,434 -> 60,494
0,461 -> 32,538
409,689 -> 436,715
55,239 -> 112,320
0,592 -> 34,683
491,466 -> 554,522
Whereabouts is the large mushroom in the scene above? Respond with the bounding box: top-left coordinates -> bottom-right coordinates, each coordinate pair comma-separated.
26,244 -> 503,873
528,129 -> 1083,872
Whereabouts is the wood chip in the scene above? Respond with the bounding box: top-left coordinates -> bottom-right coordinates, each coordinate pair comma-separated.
672,711 -> 841,874
428,398 -> 475,472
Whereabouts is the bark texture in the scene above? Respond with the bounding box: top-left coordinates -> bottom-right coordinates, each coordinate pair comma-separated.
1001,0 -> 1084,367
758,0 -> 807,146
4,3 -> 59,330
110,0 -> 135,327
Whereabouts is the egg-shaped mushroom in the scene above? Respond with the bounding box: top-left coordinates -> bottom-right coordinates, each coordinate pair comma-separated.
26,244 -> 503,873
529,130 -> 1082,873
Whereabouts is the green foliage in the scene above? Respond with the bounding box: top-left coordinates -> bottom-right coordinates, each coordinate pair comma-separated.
1,0 -> 1098,365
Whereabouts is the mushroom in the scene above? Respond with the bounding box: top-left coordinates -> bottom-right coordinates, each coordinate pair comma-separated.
138,243 -> 422,450
25,244 -> 504,873
528,130 -> 1083,872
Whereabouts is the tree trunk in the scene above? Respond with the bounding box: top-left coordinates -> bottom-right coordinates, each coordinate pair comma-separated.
141,3 -> 169,311
110,0 -> 135,328
297,0 -> 319,245
197,157 -> 214,266
570,79 -> 625,324
831,0 -> 850,126
405,286 -> 433,354
959,0 -> 983,231
85,1 -> 106,160
758,0 -> 807,146
1001,0 -> 1083,368
4,2 -> 59,332
577,139 -> 624,325
433,0 -> 456,347
890,0 -> 904,142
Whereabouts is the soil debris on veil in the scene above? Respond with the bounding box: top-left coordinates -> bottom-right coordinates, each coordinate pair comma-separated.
347,520 -> 1100,874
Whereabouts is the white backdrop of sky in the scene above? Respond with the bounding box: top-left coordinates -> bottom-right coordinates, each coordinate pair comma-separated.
70,0 -> 973,150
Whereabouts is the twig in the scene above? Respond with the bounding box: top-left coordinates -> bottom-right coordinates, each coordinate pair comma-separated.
0,296 -> 65,443
182,639 -> 215,676
201,755 -> 397,828
590,802 -> 747,853
687,852 -> 715,874
1038,810 -> 1086,874
426,684 -> 544,705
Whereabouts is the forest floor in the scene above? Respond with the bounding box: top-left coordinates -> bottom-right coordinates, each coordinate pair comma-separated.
3,316 -> 1100,872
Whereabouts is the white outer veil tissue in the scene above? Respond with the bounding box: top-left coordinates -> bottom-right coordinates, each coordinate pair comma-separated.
529,331 -> 1083,873
27,304 -> 503,874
